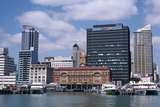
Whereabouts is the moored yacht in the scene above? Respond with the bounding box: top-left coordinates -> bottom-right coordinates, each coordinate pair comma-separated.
101,83 -> 119,95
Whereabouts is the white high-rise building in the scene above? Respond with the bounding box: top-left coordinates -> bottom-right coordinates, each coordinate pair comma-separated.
134,25 -> 153,77
18,50 -> 32,84
0,48 -> 16,86
0,48 -> 16,75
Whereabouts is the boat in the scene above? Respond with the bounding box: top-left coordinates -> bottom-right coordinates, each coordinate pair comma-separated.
127,81 -> 159,95
30,83 -> 45,94
101,83 -> 120,95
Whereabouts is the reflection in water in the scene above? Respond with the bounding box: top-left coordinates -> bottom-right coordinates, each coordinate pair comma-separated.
0,94 -> 159,107
131,96 -> 157,107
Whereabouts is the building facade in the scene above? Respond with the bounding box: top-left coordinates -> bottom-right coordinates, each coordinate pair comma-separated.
80,49 -> 86,67
53,67 -> 110,90
0,48 -> 16,76
0,74 -> 16,86
44,56 -> 73,68
29,62 -> 53,85
134,25 -> 153,77
86,24 -> 131,86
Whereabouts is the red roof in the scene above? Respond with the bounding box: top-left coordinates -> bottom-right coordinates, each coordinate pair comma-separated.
54,66 -> 110,71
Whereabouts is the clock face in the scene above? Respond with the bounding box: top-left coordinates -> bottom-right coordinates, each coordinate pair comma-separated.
94,72 -> 101,77
61,72 -> 67,77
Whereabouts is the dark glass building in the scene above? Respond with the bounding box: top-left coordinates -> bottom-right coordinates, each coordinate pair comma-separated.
18,25 -> 39,84
86,24 -> 131,86
22,25 -> 39,63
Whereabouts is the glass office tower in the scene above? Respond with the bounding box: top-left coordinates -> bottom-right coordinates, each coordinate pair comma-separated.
21,25 -> 39,63
18,25 -> 39,84
87,24 -> 131,86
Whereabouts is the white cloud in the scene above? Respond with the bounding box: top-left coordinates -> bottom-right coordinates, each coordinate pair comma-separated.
145,0 -> 160,25
0,28 -> 10,47
65,0 -> 138,20
26,0 -> 138,52
0,28 -> 21,47
17,11 -> 86,53
18,11 -> 76,38
31,0 -> 88,6
8,33 -> 21,44
31,0 -> 138,21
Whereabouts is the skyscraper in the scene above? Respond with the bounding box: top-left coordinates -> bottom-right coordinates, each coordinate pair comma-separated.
21,25 -> 39,63
73,44 -> 80,67
134,25 -> 153,77
18,25 -> 39,84
72,44 -> 86,67
86,24 -> 131,86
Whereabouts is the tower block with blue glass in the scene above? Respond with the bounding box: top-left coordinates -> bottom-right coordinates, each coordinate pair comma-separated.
18,25 -> 39,84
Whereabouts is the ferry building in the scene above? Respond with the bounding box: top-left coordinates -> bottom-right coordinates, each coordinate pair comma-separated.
53,67 -> 111,91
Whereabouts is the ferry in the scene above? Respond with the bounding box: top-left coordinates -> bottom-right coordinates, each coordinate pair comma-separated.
127,81 -> 159,95
101,83 -> 120,95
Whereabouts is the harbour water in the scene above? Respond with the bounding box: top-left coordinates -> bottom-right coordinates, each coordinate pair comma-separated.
0,93 -> 159,107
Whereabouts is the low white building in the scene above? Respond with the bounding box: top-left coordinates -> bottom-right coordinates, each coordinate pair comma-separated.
0,74 -> 16,86
44,56 -> 73,68
29,62 -> 53,85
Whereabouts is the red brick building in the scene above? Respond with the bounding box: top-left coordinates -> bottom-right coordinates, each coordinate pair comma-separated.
53,67 -> 110,91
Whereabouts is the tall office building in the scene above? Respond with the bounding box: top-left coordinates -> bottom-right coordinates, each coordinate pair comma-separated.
0,48 -> 16,75
73,44 -> 80,67
21,25 -> 39,63
18,25 -> 39,84
87,24 -> 131,86
72,44 -> 86,67
134,25 -> 153,77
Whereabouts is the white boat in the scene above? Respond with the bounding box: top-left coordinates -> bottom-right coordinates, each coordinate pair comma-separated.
101,83 -> 119,95
30,83 -> 45,94
127,81 -> 158,95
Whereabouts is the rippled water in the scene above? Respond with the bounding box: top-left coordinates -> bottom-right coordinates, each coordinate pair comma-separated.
0,93 -> 159,107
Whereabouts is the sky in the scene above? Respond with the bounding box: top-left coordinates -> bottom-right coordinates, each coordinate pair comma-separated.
0,0 -> 160,73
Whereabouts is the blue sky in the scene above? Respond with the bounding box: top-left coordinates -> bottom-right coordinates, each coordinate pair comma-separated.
0,0 -> 160,72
